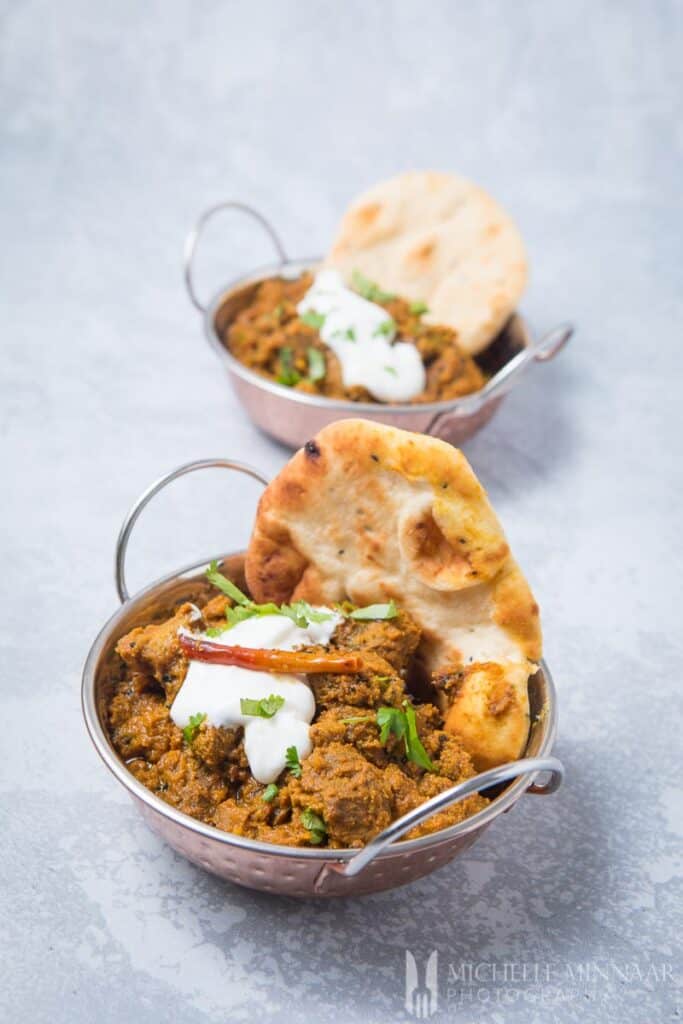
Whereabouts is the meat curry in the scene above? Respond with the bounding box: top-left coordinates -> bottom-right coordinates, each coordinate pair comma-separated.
107,570 -> 488,849
224,271 -> 486,405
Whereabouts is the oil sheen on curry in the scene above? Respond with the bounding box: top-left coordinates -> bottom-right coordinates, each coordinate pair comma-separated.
223,269 -> 486,404
107,562 -> 488,849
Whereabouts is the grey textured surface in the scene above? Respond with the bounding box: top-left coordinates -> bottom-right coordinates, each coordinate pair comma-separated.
2,1 -> 681,1020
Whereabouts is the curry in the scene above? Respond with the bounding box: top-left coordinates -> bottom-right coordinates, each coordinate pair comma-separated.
107,569 -> 487,849
223,271 -> 486,404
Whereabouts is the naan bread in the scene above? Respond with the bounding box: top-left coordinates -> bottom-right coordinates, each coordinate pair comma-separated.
326,171 -> 528,355
245,420 -> 541,769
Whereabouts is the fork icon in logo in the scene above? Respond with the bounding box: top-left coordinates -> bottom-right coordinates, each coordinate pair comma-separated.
405,950 -> 439,1018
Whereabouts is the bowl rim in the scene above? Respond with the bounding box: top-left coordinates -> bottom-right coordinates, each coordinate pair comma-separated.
202,256 -> 529,418
82,551 -> 559,863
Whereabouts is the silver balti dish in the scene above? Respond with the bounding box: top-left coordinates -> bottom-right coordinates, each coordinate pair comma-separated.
82,459 -> 564,898
184,202 -> 574,450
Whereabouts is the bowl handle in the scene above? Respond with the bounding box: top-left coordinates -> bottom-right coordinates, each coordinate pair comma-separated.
183,201 -> 288,313
426,322 -> 574,440
115,459 -> 269,603
313,755 -> 564,891
481,321 -> 574,401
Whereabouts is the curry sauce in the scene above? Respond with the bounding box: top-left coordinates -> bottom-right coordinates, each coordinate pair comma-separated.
224,272 -> 486,404
108,592 -> 487,849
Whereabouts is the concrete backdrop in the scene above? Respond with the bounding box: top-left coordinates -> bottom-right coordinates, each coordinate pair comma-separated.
1,1 -> 681,1021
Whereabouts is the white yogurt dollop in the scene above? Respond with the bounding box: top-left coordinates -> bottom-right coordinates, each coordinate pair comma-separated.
297,269 -> 426,402
170,609 -> 340,784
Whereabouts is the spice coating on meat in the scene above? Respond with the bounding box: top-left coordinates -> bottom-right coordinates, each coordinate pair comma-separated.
107,594 -> 487,847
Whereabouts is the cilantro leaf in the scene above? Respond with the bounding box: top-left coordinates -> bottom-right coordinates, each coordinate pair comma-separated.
403,701 -> 436,772
373,319 -> 396,338
225,604 -> 258,628
300,310 -> 326,330
262,783 -> 279,803
206,560 -> 251,606
377,706 -> 407,745
277,346 -> 301,387
307,346 -> 326,383
410,300 -> 429,316
301,808 -> 327,845
351,269 -> 396,303
182,712 -> 206,745
373,703 -> 435,771
280,600 -> 333,629
240,694 -> 285,719
285,745 -> 302,778
384,365 -> 398,377
348,600 -> 398,621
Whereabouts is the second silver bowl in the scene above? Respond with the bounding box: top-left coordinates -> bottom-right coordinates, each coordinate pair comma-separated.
184,201 -> 574,449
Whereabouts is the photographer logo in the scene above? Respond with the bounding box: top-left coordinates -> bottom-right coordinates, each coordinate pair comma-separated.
405,950 -> 439,1018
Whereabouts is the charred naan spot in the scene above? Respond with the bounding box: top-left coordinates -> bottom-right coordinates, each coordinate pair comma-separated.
407,238 -> 437,268
371,454 -> 379,463
488,680 -> 514,717
304,440 -> 321,458
352,201 -> 381,230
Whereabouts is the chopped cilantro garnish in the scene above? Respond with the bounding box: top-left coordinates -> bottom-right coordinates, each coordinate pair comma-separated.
262,783 -> 279,802
340,714 -> 375,725
377,705 -> 406,745
280,600 -> 333,629
225,603 -> 259,628
301,808 -> 327,844
348,600 -> 398,621
182,712 -> 206,745
205,564 -> 331,633
307,346 -> 326,382
351,269 -> 396,303
345,327 -> 356,341
373,319 -> 396,338
272,303 -> 284,322
402,701 -> 435,771
410,300 -> 429,316
206,560 -> 251,606
384,365 -> 398,377
240,694 -> 285,719
285,745 -> 302,778
352,703 -> 435,771
276,346 -> 301,387
300,310 -> 326,330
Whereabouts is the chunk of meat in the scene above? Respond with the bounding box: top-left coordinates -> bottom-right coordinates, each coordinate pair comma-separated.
382,763 -> 487,840
310,705 -> 390,767
130,748 -> 229,821
331,610 -> 421,672
311,656 -> 405,711
192,724 -> 245,773
289,742 -> 393,847
407,774 -> 488,839
109,688 -> 182,763
116,603 -> 198,700
201,594 -> 231,626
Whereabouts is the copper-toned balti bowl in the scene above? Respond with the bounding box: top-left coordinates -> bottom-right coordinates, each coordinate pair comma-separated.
183,202 -> 574,450
82,459 -> 563,898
